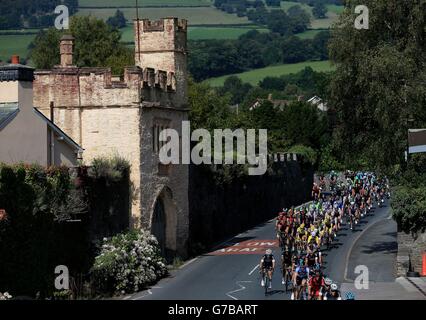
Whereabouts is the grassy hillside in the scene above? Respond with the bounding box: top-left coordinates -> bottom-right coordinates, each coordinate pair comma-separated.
76,7 -> 250,25
280,1 -> 342,29
0,34 -> 36,62
79,0 -> 211,7
188,26 -> 269,40
205,60 -> 335,86
120,25 -> 267,42
296,29 -> 324,39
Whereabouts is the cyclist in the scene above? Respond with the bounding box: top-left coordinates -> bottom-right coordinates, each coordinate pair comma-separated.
281,246 -> 293,286
312,183 -> 320,200
308,270 -> 325,300
323,283 -> 342,300
321,277 -> 333,300
260,249 -> 275,289
293,259 -> 310,300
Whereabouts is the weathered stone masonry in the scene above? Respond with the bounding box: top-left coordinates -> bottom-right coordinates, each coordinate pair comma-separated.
33,18 -> 189,258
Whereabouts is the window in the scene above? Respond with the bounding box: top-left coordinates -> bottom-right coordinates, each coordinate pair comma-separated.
152,119 -> 171,153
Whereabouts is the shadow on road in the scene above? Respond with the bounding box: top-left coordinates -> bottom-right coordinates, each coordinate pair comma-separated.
265,289 -> 286,297
361,241 -> 397,255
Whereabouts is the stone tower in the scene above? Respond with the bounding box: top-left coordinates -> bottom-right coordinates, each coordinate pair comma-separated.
134,18 -> 188,108
33,18 -> 190,259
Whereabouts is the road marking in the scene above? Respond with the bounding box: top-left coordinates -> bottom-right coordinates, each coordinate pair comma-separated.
226,281 -> 252,300
132,289 -> 152,300
180,257 -> 198,269
210,239 -> 279,256
249,264 -> 259,276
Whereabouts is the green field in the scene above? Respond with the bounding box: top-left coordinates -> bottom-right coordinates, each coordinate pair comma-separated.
0,34 -> 36,62
188,26 -> 269,40
79,0 -> 211,7
120,25 -> 267,42
326,4 -> 345,14
76,7 -> 249,25
296,29 -> 324,39
281,1 -> 313,14
205,60 -> 335,87
280,1 -> 342,29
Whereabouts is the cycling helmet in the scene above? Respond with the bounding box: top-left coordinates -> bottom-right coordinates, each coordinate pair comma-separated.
345,292 -> 355,300
331,283 -> 338,291
266,249 -> 272,255
324,278 -> 332,286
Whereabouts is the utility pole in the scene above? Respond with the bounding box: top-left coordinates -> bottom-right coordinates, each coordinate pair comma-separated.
136,0 -> 141,64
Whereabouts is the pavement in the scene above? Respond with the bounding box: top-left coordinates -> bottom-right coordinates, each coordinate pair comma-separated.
123,199 -> 426,300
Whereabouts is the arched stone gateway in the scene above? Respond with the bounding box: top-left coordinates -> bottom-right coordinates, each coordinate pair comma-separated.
151,187 -> 177,263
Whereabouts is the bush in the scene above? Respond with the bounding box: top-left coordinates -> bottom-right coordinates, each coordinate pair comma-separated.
392,185 -> 426,234
91,229 -> 168,295
288,144 -> 318,165
89,156 -> 130,182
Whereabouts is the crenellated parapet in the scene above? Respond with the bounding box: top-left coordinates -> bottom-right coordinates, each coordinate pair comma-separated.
135,17 -> 188,34
33,64 -> 181,112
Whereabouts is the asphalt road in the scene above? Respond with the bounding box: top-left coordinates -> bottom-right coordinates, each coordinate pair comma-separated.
130,200 -> 394,300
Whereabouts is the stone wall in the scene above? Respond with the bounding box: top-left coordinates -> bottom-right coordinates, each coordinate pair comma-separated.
139,103 -> 189,258
397,230 -> 426,276
188,161 -> 313,255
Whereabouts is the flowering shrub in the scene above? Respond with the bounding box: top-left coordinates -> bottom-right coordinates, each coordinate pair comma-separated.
91,229 -> 167,295
0,292 -> 12,300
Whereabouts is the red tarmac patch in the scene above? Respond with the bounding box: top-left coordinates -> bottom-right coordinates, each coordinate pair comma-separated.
210,239 -> 279,255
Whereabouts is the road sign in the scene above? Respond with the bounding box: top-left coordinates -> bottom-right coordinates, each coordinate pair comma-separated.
408,129 -> 426,154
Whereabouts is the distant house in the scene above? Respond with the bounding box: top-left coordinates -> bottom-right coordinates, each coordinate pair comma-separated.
307,95 -> 329,112
0,56 -> 83,166
249,94 -> 290,111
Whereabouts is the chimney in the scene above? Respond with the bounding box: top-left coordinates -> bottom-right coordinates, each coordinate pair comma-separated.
60,34 -> 75,67
11,55 -> 20,64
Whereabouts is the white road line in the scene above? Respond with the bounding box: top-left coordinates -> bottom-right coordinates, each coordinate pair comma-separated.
344,215 -> 389,281
249,264 -> 259,276
132,289 -> 152,300
226,281 -> 252,300
180,257 -> 198,269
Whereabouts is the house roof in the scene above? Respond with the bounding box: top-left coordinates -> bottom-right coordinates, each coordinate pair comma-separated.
0,63 -> 34,82
308,96 -> 322,103
251,98 -> 289,111
33,108 -> 84,152
0,103 -> 19,130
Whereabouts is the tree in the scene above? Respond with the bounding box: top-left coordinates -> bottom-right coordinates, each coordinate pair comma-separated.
265,0 -> 281,7
218,76 -> 253,105
29,29 -> 62,69
328,0 -> 426,171
189,80 -> 233,131
312,3 -> 327,19
311,30 -> 330,60
106,10 -> 127,29
29,16 -> 134,76
287,5 -> 311,33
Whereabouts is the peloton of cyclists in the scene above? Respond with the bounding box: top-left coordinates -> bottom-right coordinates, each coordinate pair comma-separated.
272,171 -> 389,300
